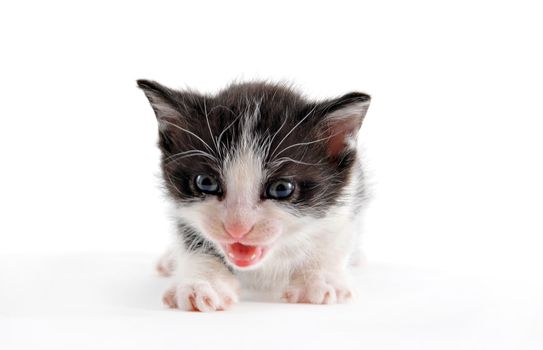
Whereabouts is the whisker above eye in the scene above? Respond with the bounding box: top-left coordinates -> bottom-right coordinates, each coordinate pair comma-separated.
272,134 -> 335,159
265,112 -> 289,156
203,97 -> 220,156
161,120 -> 216,155
165,149 -> 219,164
269,156 -> 323,167
217,111 -> 244,157
269,104 -> 318,159
165,154 -> 220,168
165,149 -> 215,160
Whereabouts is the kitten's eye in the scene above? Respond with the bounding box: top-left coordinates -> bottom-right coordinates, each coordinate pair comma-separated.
195,175 -> 220,195
266,180 -> 295,199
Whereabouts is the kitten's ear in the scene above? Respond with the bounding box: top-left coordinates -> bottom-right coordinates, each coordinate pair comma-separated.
137,79 -> 197,155
317,92 -> 371,158
137,79 -> 185,127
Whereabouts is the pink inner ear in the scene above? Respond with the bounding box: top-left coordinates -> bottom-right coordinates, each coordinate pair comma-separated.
326,117 -> 361,157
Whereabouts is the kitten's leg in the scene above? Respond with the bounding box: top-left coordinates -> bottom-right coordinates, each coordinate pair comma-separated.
281,227 -> 355,304
156,247 -> 177,277
282,267 -> 353,304
163,251 -> 240,312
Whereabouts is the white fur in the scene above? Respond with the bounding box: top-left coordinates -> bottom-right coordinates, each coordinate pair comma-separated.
160,104 -> 365,311
163,242 -> 240,311
326,101 -> 370,122
326,101 -> 370,152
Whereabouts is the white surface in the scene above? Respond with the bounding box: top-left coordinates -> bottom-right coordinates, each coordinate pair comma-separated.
1,0 -> 542,349
1,0 -> 542,275
1,254 -> 541,350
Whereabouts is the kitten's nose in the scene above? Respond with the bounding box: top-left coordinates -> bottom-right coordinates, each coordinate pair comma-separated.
223,222 -> 253,239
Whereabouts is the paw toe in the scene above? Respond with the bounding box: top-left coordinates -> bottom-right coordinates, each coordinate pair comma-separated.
282,274 -> 353,305
162,288 -> 177,308
192,283 -> 221,312
336,288 -> 353,303
305,283 -> 337,304
282,288 -> 301,303
163,280 -> 238,312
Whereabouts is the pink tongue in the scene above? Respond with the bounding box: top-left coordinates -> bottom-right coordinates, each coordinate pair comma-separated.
226,243 -> 262,267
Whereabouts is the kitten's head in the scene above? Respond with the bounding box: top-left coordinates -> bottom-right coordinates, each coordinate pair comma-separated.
138,80 -> 370,269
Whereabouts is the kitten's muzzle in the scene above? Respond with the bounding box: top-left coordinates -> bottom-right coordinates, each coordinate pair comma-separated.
223,222 -> 254,240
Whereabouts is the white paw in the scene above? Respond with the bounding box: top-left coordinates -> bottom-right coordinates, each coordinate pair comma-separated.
156,249 -> 176,277
282,274 -> 353,305
163,279 -> 240,312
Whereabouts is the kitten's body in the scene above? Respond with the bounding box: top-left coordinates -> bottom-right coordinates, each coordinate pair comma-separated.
138,80 -> 370,311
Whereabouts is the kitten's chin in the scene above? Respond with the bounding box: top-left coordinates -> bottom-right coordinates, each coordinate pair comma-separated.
221,243 -> 267,268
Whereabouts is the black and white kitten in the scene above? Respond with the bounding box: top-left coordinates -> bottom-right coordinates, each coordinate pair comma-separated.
137,80 -> 371,311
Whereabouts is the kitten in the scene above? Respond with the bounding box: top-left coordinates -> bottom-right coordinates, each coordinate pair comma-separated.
137,80 -> 371,311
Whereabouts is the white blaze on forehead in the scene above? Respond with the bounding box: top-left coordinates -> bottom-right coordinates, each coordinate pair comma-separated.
224,147 -> 264,204
223,102 -> 266,205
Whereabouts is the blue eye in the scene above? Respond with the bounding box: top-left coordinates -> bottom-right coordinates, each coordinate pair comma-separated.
266,180 -> 295,199
195,175 -> 220,194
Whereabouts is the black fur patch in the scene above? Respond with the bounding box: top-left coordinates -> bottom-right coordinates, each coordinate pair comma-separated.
138,80 -> 370,251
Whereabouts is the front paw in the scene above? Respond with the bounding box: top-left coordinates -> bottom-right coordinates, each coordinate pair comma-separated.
163,278 -> 240,312
156,249 -> 176,277
282,273 -> 353,305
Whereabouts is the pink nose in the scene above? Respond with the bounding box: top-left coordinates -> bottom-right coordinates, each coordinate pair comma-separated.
224,222 -> 253,239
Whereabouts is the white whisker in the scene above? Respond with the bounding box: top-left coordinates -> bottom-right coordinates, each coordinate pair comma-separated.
217,111 -> 243,157
267,111 -> 289,154
203,97 -> 219,155
270,156 -> 323,167
166,149 -> 218,164
161,120 -> 215,155
270,104 -> 318,159
273,134 -> 334,159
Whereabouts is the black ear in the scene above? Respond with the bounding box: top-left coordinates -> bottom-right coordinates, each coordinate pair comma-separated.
137,79 -> 192,155
137,79 -> 185,125
318,92 -> 371,158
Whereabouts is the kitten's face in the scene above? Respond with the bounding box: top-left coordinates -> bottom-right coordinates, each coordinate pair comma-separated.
138,80 -> 370,269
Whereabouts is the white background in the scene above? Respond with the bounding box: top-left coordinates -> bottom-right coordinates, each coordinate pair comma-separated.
1,1 -> 542,349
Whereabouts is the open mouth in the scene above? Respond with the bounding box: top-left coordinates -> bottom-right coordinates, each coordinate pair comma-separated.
224,242 -> 265,267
